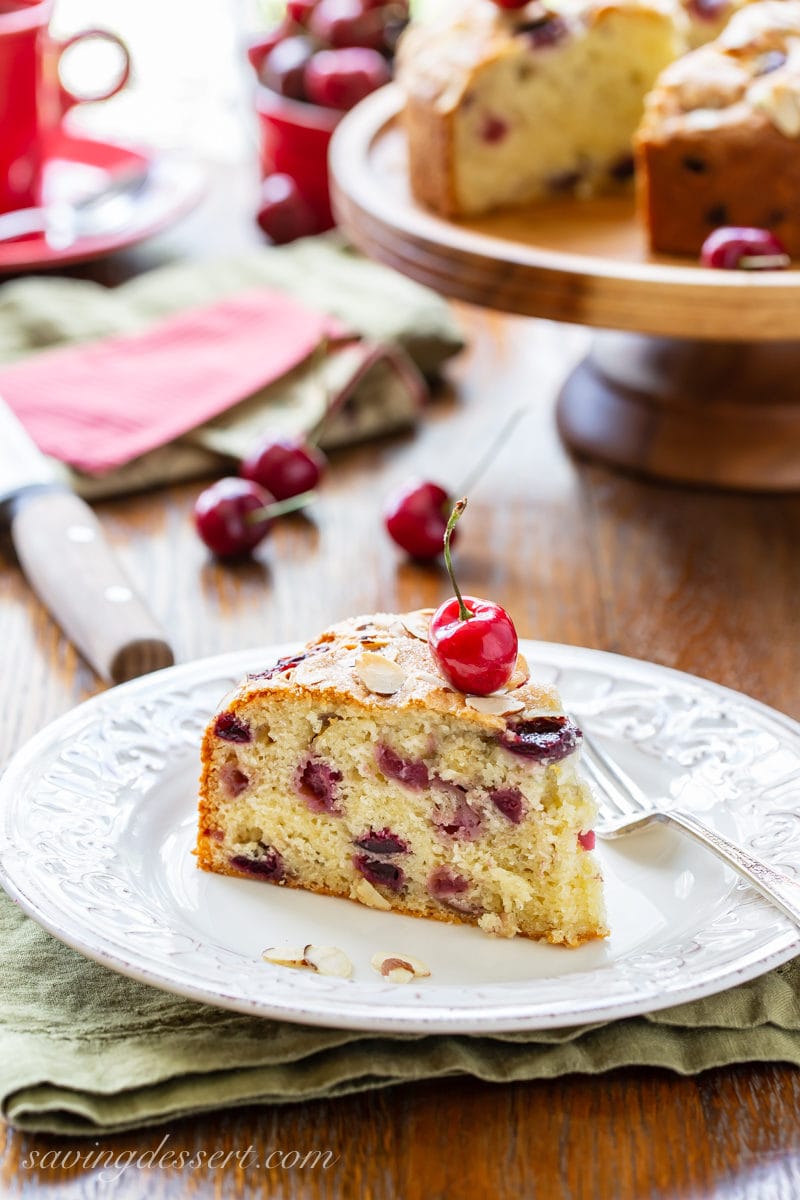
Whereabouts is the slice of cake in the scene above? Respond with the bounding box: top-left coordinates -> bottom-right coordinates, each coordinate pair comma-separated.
396,0 -> 686,218
197,611 -> 606,946
636,2 -> 800,255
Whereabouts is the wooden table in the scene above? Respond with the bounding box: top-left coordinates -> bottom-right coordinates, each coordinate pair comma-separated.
2,9 -> 800,1198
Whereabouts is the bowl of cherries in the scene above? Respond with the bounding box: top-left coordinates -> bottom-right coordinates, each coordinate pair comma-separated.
248,0 -> 408,241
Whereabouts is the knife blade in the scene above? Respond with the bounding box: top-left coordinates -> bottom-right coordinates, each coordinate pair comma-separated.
0,396 -> 174,684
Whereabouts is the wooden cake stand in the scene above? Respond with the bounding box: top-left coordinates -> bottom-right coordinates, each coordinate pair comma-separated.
329,86 -> 800,491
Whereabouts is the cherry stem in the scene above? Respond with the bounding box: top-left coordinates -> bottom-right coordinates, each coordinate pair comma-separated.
738,254 -> 791,270
456,407 -> 529,496
245,490 -> 316,525
443,497 -> 471,622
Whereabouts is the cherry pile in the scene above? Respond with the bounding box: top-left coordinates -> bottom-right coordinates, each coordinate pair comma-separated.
258,0 -> 405,110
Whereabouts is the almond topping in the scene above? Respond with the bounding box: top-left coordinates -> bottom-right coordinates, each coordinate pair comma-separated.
370,951 -> 430,984
354,652 -> 406,695
465,694 -> 526,716
402,611 -> 433,641
413,670 -> 454,690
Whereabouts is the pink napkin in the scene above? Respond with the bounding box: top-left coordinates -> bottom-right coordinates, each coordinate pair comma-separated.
0,289 -> 342,475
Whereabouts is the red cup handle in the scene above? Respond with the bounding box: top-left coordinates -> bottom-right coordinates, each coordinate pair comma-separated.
55,29 -> 132,114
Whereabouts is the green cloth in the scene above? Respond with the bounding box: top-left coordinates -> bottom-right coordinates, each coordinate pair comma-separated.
0,235 -> 464,499
2,887 -> 798,1135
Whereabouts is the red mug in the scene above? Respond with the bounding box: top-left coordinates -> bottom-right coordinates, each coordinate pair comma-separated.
0,0 -> 131,214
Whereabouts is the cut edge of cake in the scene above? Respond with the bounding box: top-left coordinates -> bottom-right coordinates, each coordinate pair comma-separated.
196,611 -> 607,948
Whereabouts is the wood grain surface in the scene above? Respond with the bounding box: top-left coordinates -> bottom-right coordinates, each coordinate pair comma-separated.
1,1 -> 800,1191
1,300 -> 799,1199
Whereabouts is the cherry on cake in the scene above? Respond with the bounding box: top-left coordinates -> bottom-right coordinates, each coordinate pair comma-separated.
196,611 -> 606,946
396,0 -> 686,217
636,1 -> 800,256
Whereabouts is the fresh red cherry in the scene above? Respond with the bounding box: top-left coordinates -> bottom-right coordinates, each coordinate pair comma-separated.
309,0 -> 385,48
304,47 -> 390,110
701,226 -> 790,270
384,479 -> 455,560
286,0 -> 318,25
241,435 -> 327,500
490,0 -> 531,8
260,35 -> 315,99
428,499 -> 518,695
194,477 -> 314,559
256,175 -> 318,244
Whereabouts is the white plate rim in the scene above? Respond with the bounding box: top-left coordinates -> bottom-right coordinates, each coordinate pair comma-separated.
0,640 -> 798,1034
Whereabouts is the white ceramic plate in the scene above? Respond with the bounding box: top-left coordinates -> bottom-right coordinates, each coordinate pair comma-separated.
1,642 -> 798,1033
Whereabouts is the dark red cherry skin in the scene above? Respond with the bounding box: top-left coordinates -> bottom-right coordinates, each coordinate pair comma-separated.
241,435 -> 326,500
194,477 -> 275,559
383,479 -> 455,560
260,35 -> 315,99
428,594 -> 518,695
491,0 -> 530,7
286,0 -> 318,25
304,47 -> 391,110
309,0 -> 385,49
256,175 -> 318,245
701,226 -> 790,270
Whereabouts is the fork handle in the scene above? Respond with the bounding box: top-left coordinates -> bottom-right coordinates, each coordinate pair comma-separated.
669,808 -> 800,928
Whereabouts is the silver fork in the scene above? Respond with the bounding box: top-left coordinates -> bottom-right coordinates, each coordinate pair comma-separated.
580,730 -> 800,929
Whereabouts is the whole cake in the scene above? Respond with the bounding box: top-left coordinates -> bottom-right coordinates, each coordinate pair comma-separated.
396,0 -> 686,217
637,2 -> 800,255
197,611 -> 606,946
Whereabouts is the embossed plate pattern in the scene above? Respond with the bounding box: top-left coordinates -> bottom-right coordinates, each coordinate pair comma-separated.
0,642 -> 798,1033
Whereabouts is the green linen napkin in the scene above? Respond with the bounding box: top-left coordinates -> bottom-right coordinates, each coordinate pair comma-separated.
0,235 -> 464,500
2,886 -> 798,1135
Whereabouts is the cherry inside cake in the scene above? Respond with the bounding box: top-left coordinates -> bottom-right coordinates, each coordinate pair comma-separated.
197,611 -> 606,946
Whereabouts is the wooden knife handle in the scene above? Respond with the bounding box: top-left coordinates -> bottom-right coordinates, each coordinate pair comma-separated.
10,488 -> 174,684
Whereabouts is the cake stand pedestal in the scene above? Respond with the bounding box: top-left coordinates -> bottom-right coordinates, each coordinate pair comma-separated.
329,86 -> 800,491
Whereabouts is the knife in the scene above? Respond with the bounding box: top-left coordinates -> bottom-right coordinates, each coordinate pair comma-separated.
0,397 -> 174,684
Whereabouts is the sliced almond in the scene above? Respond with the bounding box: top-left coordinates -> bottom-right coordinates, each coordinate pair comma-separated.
465,694 -> 526,716
353,877 -> 392,911
303,944 -> 353,978
402,610 -> 433,641
370,951 -> 430,984
507,653 -> 530,691
262,946 -> 308,969
262,944 -> 353,978
354,652 -> 406,695
413,670 -> 454,690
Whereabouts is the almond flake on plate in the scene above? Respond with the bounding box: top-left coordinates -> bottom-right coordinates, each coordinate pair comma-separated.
465,694 -> 526,716
262,944 -> 353,978
370,952 -> 431,984
354,652 -> 406,695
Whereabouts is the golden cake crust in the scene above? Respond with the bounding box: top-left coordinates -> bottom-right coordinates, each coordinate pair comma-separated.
637,1 -> 800,254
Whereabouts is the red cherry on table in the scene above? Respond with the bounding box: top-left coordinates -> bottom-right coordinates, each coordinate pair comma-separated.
309,0 -> 385,49
256,175 -> 318,244
304,47 -> 391,110
194,478 -> 277,559
194,477 -> 316,559
259,35 -> 315,99
700,226 -> 790,270
384,479 -> 456,560
428,499 -> 518,695
241,435 -> 327,501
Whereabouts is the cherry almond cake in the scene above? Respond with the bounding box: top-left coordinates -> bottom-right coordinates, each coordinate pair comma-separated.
396,0 -> 687,217
196,609 -> 606,947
